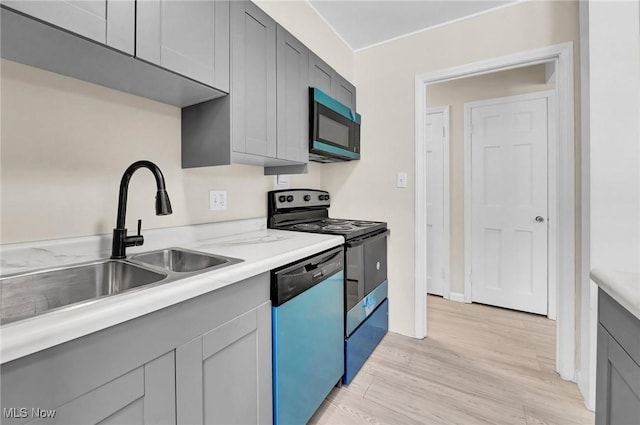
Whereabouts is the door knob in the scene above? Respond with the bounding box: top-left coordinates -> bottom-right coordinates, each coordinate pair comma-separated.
535,216 -> 545,223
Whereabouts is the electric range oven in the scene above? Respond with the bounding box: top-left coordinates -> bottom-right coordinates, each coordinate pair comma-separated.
267,189 -> 389,385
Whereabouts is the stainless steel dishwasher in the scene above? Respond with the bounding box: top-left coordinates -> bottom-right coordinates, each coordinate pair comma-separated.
271,246 -> 344,425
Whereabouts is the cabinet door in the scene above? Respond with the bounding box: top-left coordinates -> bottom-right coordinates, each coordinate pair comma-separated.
596,324 -> 640,425
137,0 -> 229,90
276,25 -> 309,163
231,1 -> 277,158
335,74 -> 357,111
309,51 -> 335,95
176,301 -> 272,425
18,352 -> 175,425
3,0 -> 134,54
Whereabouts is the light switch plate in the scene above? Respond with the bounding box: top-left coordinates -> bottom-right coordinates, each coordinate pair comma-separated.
273,175 -> 290,190
396,172 -> 408,188
209,190 -> 227,211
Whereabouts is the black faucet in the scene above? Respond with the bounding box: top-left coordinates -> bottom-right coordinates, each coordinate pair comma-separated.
111,160 -> 172,259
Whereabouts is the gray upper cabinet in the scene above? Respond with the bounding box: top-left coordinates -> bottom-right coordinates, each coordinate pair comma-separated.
335,73 -> 356,111
276,25 -> 309,164
231,0 -> 277,158
309,51 -> 336,95
596,289 -> 640,425
309,51 -> 356,111
1,1 -> 227,106
2,0 -> 134,54
136,0 -> 229,91
183,1 -> 310,172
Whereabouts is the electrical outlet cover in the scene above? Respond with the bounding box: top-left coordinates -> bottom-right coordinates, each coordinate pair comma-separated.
209,190 -> 227,211
396,172 -> 408,188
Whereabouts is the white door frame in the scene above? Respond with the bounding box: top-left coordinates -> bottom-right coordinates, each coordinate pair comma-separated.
425,105 -> 451,300
463,91 -> 557,320
414,42 -> 575,381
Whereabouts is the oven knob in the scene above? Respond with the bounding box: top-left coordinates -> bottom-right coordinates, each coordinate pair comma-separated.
286,195 -> 294,202
318,194 -> 324,200
303,195 -> 311,201
325,194 -> 330,201
278,195 -> 286,202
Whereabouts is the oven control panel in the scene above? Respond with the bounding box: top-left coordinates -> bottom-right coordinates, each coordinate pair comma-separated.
269,189 -> 330,211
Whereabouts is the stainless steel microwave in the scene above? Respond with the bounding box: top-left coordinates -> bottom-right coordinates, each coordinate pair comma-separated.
309,87 -> 361,162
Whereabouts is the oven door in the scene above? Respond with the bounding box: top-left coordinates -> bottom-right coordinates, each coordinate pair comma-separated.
344,230 -> 388,334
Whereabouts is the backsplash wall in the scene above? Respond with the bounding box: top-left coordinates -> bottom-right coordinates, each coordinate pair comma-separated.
0,59 -> 320,244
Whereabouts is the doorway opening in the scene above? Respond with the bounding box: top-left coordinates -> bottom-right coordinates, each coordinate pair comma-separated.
415,42 -> 575,381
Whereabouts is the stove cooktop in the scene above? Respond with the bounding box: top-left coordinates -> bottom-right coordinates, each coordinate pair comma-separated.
268,189 -> 388,241
282,218 -> 387,240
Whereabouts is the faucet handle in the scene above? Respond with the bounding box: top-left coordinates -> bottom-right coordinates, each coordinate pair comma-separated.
137,219 -> 142,236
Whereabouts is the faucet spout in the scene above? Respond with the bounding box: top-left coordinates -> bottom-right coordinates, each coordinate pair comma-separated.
111,161 -> 172,259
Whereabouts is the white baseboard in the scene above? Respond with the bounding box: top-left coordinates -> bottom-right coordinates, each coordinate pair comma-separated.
449,292 -> 466,303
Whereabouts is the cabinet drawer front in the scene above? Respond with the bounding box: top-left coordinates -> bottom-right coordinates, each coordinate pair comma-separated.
599,289 -> 640,365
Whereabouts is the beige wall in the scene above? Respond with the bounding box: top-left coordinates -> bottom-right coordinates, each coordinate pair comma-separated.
323,0 -> 580,337
427,64 -> 555,295
0,0 -> 353,244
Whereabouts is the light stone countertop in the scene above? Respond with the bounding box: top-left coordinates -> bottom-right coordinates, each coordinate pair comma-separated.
591,268 -> 640,321
0,218 -> 344,364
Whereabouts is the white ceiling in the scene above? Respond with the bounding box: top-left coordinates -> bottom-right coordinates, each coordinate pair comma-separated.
307,0 -> 518,51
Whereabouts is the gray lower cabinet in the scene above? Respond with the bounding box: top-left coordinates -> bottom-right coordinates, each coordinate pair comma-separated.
596,289 -> 640,425
2,0 -> 134,54
0,273 -> 272,425
309,51 -> 356,111
176,302 -> 272,425
137,0 -> 230,91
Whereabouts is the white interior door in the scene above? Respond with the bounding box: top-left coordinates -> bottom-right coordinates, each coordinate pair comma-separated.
469,95 -> 548,314
426,109 -> 446,296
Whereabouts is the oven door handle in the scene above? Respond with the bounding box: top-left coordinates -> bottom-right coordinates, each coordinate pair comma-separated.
346,229 -> 389,248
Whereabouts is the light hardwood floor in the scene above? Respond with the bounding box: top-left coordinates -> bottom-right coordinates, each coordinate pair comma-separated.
310,295 -> 594,425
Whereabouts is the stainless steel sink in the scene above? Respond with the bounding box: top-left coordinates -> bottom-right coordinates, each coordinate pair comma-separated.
1,248 -> 243,325
0,260 -> 166,324
130,248 -> 242,273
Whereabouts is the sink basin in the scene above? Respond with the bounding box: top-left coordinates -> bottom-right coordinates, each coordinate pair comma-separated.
0,260 -> 166,324
130,248 -> 242,273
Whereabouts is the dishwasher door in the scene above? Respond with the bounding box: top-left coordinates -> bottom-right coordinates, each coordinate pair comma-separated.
272,247 -> 344,425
